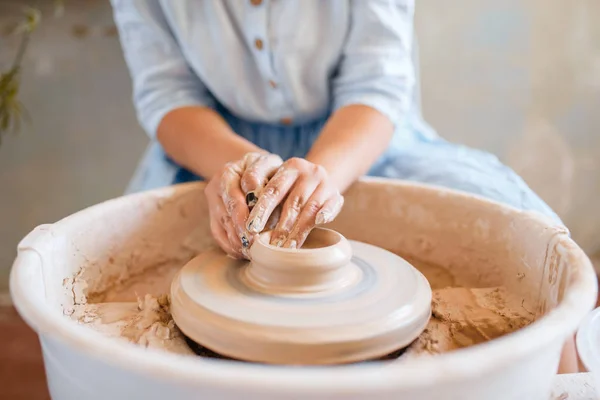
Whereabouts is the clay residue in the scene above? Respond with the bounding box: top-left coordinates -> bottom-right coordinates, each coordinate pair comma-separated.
403,256 -> 457,289
72,260 -> 534,361
96,262 -> 182,303
301,229 -> 338,249
73,294 -> 194,356
406,286 -> 533,357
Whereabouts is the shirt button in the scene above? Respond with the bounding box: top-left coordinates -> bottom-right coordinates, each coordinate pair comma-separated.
280,117 -> 293,125
250,0 -> 262,5
254,38 -> 264,50
269,80 -> 277,88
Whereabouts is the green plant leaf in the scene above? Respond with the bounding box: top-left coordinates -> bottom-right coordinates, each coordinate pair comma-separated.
0,68 -> 23,135
0,7 -> 42,142
15,7 -> 41,35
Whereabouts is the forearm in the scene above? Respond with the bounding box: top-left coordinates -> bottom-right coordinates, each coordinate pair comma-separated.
157,106 -> 262,179
305,105 -> 394,193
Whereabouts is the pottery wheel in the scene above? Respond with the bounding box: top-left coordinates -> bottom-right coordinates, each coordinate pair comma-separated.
171,228 -> 432,365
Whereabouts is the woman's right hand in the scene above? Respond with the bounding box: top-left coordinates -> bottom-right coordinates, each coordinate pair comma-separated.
204,152 -> 283,258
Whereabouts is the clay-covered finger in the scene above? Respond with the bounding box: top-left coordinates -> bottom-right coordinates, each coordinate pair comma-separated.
265,205 -> 282,231
282,184 -> 330,249
220,162 -> 250,242
222,215 -> 245,259
210,218 -> 242,259
241,154 -> 283,206
239,152 -> 262,207
246,167 -> 298,234
269,177 -> 319,246
209,195 -> 244,258
315,193 -> 344,226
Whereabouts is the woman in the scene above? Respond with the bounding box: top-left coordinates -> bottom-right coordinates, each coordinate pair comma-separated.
110,0 -> 576,372
111,0 -> 559,254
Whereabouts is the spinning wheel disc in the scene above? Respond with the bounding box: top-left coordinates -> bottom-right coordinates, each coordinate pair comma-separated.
171,228 -> 432,365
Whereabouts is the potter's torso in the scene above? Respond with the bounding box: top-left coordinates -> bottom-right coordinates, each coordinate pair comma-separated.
116,0 -> 433,193
153,0 -> 420,125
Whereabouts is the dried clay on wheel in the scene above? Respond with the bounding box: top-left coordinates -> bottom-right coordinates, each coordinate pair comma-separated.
170,228 -> 432,365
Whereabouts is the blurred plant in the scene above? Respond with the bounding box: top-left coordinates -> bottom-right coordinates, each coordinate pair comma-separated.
0,1 -> 64,145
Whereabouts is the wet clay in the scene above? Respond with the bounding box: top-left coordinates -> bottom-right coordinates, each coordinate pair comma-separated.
73,294 -> 194,356
299,229 -> 340,249
405,286 -> 533,357
169,229 -> 432,365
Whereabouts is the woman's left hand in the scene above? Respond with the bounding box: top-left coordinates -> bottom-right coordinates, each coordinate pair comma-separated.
246,157 -> 344,248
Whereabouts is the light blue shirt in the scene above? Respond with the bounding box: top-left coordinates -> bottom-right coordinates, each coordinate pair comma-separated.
110,0 -> 434,193
111,0 -> 418,137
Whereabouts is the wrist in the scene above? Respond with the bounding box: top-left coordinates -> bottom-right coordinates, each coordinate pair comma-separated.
306,105 -> 394,193
204,142 -> 263,180
158,106 -> 264,179
305,153 -> 354,193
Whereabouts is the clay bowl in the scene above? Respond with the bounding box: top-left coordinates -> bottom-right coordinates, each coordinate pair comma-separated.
10,179 -> 598,399
170,227 -> 432,365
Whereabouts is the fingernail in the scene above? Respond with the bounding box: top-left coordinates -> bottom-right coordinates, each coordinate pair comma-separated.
245,191 -> 257,207
289,240 -> 297,249
241,236 -> 249,248
315,211 -> 330,225
247,217 -> 261,233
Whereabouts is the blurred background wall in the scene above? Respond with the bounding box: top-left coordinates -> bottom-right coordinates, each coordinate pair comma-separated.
0,0 -> 599,292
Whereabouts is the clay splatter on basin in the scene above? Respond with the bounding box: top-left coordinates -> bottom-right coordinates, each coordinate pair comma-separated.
70,254 -> 533,363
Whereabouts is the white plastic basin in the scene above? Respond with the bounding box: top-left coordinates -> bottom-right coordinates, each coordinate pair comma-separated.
10,179 -> 598,399
576,307 -> 600,392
